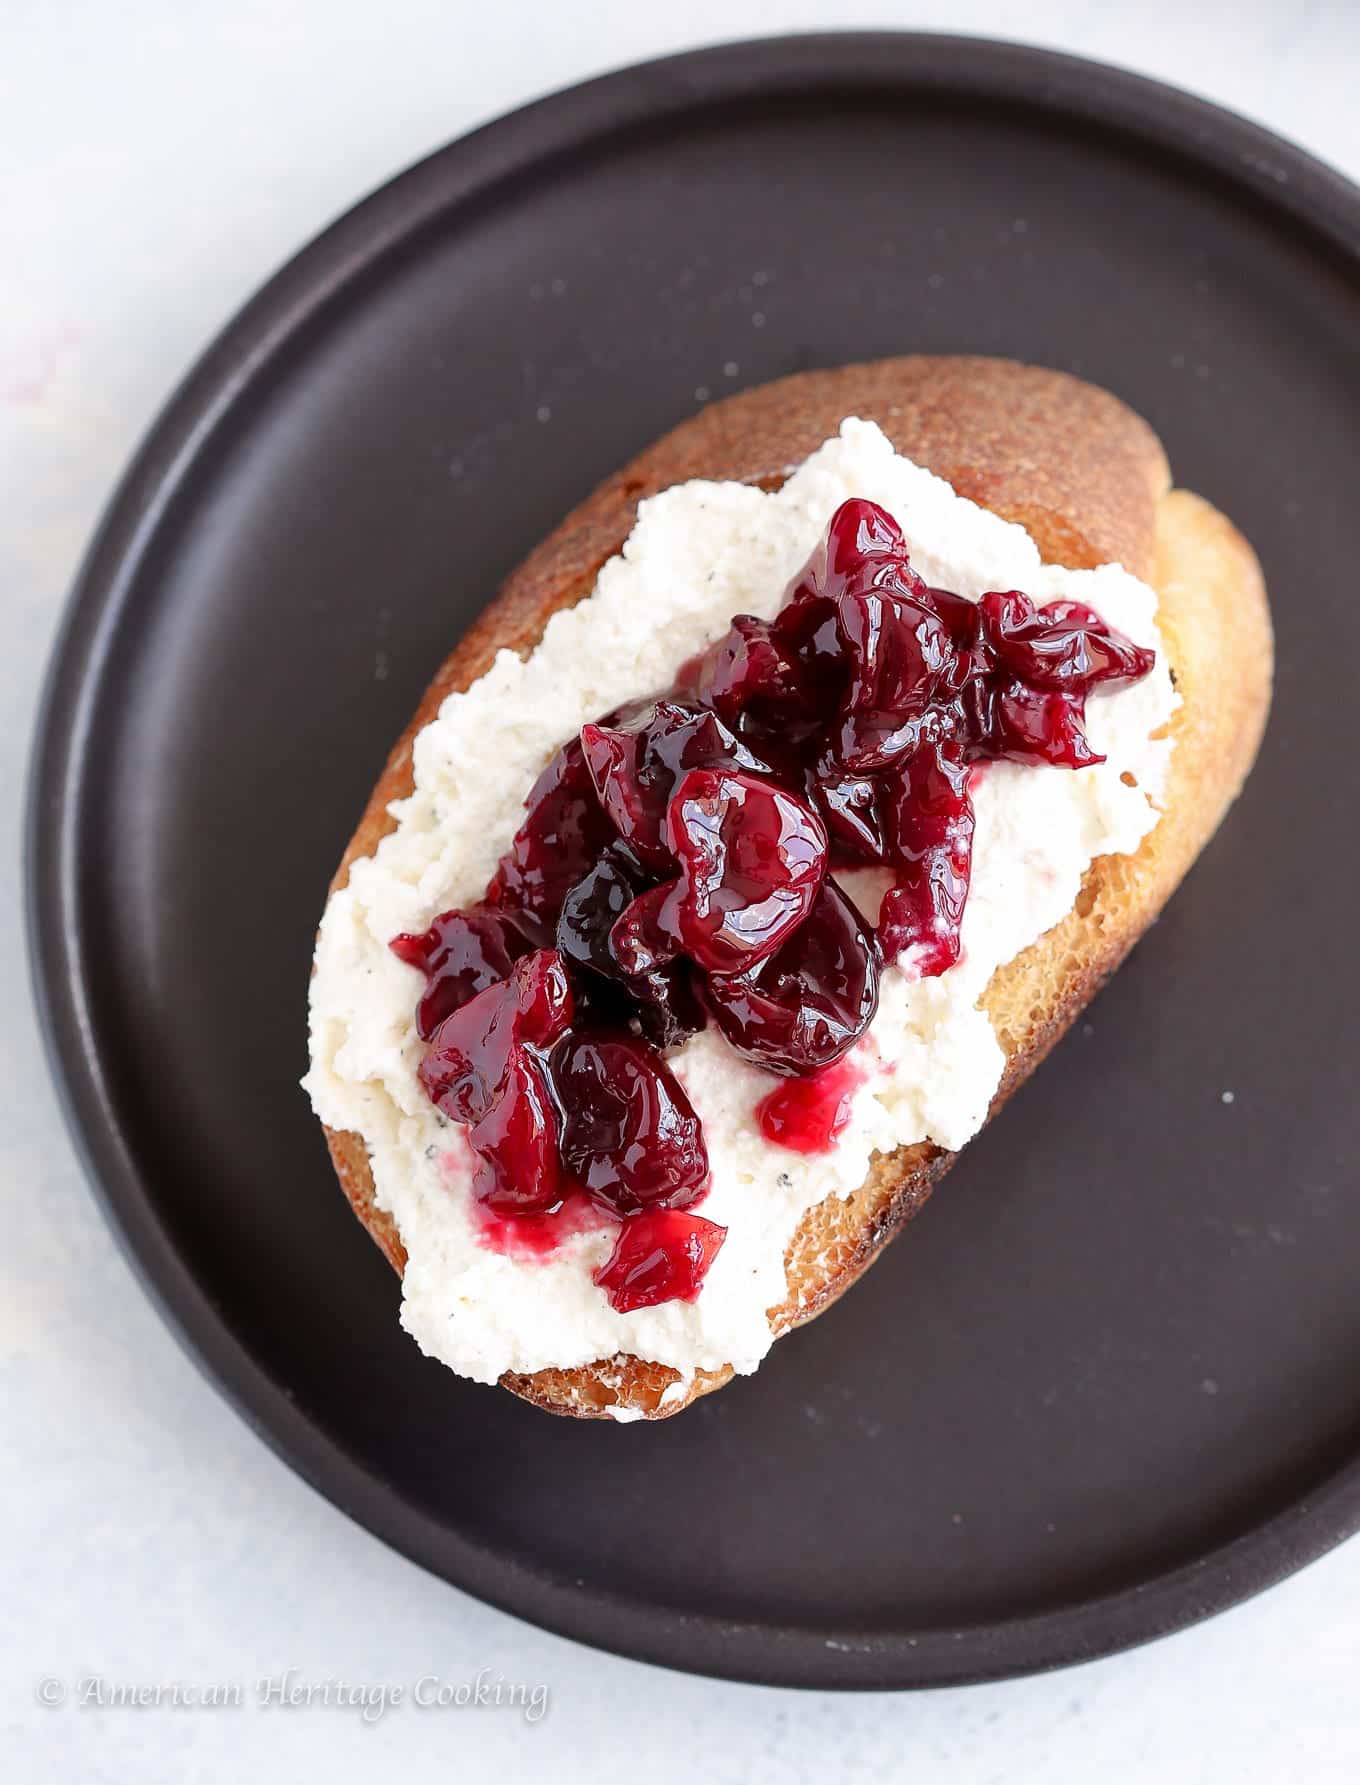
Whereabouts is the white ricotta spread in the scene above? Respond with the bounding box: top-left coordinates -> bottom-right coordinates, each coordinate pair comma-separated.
304,419 -> 1177,1387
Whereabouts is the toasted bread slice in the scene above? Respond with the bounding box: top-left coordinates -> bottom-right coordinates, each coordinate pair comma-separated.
320,356 -> 1272,1419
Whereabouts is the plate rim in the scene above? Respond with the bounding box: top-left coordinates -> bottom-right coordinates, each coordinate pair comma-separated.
25,30 -> 1360,1690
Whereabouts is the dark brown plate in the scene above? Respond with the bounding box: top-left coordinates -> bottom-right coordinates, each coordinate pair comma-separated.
27,34 -> 1360,1687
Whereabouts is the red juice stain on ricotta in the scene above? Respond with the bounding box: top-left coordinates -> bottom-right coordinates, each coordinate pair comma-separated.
756,1054 -> 870,1154
470,1188 -> 612,1260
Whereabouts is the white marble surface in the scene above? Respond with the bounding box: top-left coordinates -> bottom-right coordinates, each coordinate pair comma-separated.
4,2 -> 1358,1778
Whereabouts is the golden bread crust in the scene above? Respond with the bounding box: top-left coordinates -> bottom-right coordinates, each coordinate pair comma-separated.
319,357 -> 1271,1419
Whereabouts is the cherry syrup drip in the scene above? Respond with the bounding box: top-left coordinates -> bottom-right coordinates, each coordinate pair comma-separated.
756,1054 -> 869,1154
392,499 -> 1154,1303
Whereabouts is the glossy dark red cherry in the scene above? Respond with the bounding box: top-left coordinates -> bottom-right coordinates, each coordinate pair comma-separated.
980,591 -> 1155,694
555,849 -> 705,1049
464,1052 -> 567,1214
832,581 -> 953,775
486,737 -> 617,941
789,495 -> 920,608
593,1209 -> 727,1312
554,1032 -> 708,1215
555,849 -> 636,982
678,613 -> 814,740
773,496 -> 922,690
988,682 -> 1104,768
704,880 -> 880,1076
811,747 -> 887,865
418,951 -> 574,1213
616,768 -> 829,978
877,740 -> 975,973
390,901 -> 529,1039
580,699 -> 767,875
